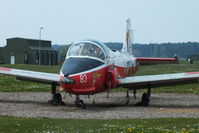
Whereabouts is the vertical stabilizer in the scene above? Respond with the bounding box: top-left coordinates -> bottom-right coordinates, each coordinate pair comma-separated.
122,18 -> 133,54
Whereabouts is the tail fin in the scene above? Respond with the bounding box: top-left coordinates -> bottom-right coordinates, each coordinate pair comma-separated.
122,18 -> 133,54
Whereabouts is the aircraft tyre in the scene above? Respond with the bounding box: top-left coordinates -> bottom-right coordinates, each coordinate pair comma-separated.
75,100 -> 86,109
51,93 -> 65,105
141,93 -> 150,106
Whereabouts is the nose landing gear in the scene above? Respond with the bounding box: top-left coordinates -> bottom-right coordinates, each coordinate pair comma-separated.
75,95 -> 86,109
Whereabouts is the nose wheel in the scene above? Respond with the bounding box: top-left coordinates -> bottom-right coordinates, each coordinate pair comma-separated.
75,95 -> 86,109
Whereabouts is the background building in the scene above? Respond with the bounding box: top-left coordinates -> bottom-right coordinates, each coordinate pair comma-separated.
1,37 -> 58,65
0,47 -> 3,64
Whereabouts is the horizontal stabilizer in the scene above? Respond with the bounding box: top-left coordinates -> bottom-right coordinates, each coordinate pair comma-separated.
137,56 -> 179,65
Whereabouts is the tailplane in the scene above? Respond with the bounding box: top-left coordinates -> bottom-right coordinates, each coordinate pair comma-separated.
122,18 -> 133,54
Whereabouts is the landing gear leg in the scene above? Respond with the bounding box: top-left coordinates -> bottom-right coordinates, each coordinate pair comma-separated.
126,90 -> 130,105
147,86 -> 151,99
133,89 -> 137,100
75,95 -> 86,109
49,82 -> 64,105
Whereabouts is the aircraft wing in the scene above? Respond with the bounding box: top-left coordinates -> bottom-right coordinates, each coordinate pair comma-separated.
0,67 -> 60,85
136,57 -> 178,65
118,72 -> 199,89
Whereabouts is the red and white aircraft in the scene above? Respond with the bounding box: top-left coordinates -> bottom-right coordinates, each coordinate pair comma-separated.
1,18 -> 199,108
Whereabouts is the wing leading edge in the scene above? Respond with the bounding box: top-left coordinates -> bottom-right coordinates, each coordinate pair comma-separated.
118,72 -> 199,89
0,67 -> 60,85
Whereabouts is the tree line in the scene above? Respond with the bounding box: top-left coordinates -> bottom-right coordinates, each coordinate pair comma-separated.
54,42 -> 199,59
105,42 -> 199,58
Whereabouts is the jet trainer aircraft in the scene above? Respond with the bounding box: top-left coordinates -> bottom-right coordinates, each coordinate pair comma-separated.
1,18 -> 199,108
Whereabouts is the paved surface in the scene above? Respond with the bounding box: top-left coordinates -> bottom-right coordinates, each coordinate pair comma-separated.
0,92 -> 198,119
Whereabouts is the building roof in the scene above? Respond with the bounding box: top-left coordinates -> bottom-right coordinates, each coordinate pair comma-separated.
7,37 -> 51,42
7,37 -> 55,49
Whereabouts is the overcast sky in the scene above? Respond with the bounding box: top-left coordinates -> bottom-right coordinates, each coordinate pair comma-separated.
0,0 -> 199,46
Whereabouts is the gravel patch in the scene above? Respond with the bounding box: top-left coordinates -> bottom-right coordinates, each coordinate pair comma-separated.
0,91 -> 198,119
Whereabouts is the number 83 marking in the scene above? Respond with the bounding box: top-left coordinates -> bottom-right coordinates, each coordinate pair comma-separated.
80,74 -> 87,83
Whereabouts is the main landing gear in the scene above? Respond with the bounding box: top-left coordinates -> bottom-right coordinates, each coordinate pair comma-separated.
127,86 -> 151,106
126,89 -> 137,105
139,86 -> 151,106
49,82 -> 65,105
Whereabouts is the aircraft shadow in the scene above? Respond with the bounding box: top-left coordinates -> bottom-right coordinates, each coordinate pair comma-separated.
85,103 -> 199,108
0,99 -> 49,105
0,99 -> 199,110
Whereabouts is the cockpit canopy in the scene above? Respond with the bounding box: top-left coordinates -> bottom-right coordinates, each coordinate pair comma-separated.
67,41 -> 106,60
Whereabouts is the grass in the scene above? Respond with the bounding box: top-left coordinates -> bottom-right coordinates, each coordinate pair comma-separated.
0,62 -> 199,132
136,60 -> 199,75
0,61 -> 199,94
0,116 -> 198,133
0,64 -> 61,73
0,64 -> 61,92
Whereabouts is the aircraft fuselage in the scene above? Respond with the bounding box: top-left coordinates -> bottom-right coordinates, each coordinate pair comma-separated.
59,40 -> 137,95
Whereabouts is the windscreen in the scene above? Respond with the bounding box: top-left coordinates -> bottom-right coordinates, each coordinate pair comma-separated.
68,42 -> 105,60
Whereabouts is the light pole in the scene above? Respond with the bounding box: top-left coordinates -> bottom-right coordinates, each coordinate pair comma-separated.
39,27 -> 44,65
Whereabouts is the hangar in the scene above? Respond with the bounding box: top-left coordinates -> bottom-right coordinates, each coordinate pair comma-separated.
1,37 -> 58,65
0,47 -> 3,64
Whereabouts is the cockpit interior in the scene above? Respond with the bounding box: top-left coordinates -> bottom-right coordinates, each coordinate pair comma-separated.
67,42 -> 105,60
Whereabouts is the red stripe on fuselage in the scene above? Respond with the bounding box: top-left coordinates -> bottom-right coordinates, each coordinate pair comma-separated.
0,67 -> 12,71
186,72 -> 199,75
137,57 -> 176,61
